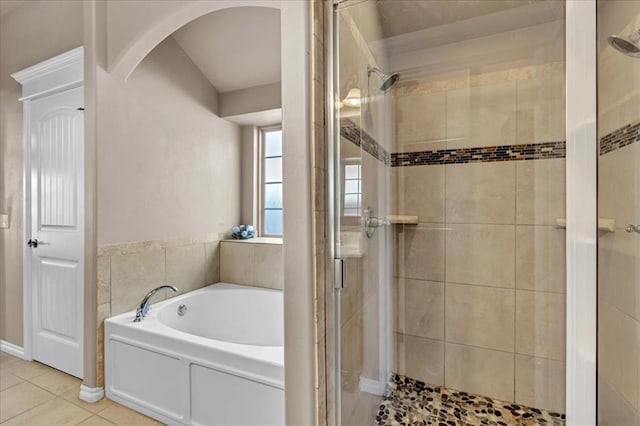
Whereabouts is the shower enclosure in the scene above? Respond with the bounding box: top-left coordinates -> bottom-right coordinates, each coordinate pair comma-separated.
327,0 -> 639,424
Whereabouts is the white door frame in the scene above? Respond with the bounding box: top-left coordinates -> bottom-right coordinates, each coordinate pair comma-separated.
12,47 -> 85,363
565,1 -> 597,424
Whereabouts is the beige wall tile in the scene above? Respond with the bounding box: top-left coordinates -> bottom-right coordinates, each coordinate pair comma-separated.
444,343 -> 514,401
445,162 -> 516,224
166,243 -> 205,295
515,290 -> 566,361
97,255 -> 111,306
515,354 -> 565,414
598,6 -> 640,138
110,249 -> 166,315
0,382 -> 55,422
394,279 -> 444,340
97,245 -> 121,257
220,241 -> 255,286
340,311 -> 363,383
2,397 -> 92,426
120,240 -> 164,255
255,244 -> 284,290
204,241 -> 221,285
394,333 -> 444,386
598,230 -> 640,320
598,301 -> 639,410
395,225 -> 445,282
598,378 -> 640,426
445,283 -> 515,352
516,158 -> 565,225
516,226 -> 566,293
343,392 -> 385,426
395,165 -> 445,223
598,94 -> 640,139
598,143 -> 640,229
341,258 -> 363,327
395,91 -> 446,149
446,81 -> 517,149
445,224 -> 515,288
516,76 -> 565,144
361,296 -> 381,380
97,303 -> 111,326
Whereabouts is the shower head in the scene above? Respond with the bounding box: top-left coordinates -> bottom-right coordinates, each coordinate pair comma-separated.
367,65 -> 400,93
607,29 -> 640,58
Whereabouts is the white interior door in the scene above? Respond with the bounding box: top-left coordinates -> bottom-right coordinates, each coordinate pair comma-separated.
28,86 -> 84,378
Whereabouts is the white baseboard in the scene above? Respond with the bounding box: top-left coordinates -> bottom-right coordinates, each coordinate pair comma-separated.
79,385 -> 105,403
359,376 -> 386,396
0,340 -> 25,359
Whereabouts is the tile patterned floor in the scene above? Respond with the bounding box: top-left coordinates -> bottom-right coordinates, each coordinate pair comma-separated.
0,352 -> 163,425
375,375 -> 566,426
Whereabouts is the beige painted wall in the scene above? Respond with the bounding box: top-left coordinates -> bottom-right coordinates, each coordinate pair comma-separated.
97,36 -> 241,245
219,82 -> 281,118
0,0 -> 84,347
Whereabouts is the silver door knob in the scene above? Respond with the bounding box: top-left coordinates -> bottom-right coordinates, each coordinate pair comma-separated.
27,239 -> 38,248
626,224 -> 640,234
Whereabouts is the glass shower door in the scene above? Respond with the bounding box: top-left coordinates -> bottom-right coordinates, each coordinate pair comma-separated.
332,1 -> 570,425
332,2 -> 395,424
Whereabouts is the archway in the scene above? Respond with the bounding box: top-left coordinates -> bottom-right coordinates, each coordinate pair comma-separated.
109,0 -> 280,81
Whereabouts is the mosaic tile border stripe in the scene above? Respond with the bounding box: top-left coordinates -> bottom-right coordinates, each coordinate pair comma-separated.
391,141 -> 566,167
376,374 -> 566,426
599,120 -> 640,155
340,118 -> 566,167
340,118 -> 390,165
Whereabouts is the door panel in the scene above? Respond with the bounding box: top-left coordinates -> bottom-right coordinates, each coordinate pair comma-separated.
29,86 -> 84,378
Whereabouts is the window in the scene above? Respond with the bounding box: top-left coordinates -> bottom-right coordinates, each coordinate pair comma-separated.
343,160 -> 361,217
261,127 -> 283,236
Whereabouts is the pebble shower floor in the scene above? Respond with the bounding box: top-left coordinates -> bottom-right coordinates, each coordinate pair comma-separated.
375,375 -> 566,426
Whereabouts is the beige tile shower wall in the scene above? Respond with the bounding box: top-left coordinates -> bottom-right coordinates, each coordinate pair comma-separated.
393,63 -> 567,413
219,240 -> 283,290
597,2 -> 640,424
95,233 -> 222,385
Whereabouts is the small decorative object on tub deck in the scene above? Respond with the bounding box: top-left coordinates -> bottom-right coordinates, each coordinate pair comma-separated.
231,224 -> 255,239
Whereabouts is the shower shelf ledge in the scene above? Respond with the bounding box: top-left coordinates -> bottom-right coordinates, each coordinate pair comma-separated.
387,215 -> 419,225
554,217 -> 615,232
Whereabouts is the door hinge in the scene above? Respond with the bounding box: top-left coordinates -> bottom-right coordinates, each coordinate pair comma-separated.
333,258 -> 345,290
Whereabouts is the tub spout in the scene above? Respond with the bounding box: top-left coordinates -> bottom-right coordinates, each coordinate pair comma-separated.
134,285 -> 178,322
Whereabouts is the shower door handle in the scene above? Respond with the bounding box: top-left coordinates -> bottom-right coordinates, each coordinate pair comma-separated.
626,224 -> 640,234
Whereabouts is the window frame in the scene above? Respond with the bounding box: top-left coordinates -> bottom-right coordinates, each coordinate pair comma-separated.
342,158 -> 362,218
258,125 -> 284,237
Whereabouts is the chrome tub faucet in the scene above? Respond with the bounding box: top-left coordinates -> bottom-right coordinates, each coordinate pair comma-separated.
134,285 -> 178,322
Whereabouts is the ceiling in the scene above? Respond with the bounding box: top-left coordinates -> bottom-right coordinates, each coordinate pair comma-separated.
172,6 -> 281,94
376,0 -> 550,39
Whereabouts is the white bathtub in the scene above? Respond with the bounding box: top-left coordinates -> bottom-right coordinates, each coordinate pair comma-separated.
104,283 -> 284,426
